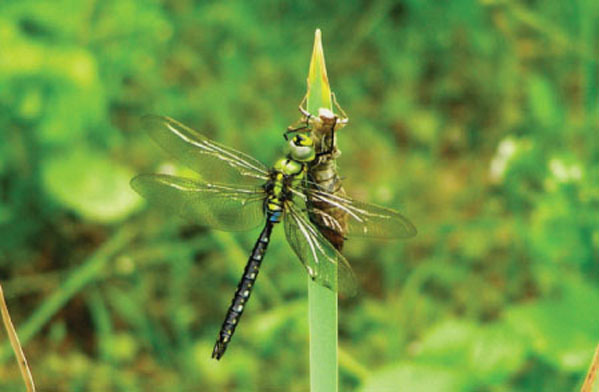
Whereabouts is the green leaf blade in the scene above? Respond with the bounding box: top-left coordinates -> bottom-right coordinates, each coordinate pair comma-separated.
305,28 -> 338,392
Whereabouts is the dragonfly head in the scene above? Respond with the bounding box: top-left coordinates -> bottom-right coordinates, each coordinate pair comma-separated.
288,134 -> 316,162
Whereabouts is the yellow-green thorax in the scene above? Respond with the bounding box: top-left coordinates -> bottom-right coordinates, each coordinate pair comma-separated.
266,157 -> 307,214
265,134 -> 316,222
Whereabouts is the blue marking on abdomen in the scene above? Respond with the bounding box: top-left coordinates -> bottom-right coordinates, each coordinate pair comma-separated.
268,211 -> 282,222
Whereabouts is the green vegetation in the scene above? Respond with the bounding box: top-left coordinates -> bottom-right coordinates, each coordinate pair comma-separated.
0,1 -> 597,391
305,29 -> 339,392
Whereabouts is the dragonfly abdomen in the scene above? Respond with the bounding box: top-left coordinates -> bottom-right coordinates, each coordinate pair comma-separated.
212,220 -> 274,360
309,159 -> 348,251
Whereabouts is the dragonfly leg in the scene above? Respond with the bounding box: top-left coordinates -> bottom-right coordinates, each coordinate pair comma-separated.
286,95 -> 312,140
285,123 -> 311,136
298,94 -> 311,119
332,92 -> 349,125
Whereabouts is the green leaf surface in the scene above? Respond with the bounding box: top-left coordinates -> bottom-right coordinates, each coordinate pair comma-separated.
306,29 -> 332,113
527,74 -> 563,128
42,149 -> 142,223
414,318 -> 528,385
505,278 -> 599,371
530,190 -> 591,265
414,319 -> 477,366
360,362 -> 469,392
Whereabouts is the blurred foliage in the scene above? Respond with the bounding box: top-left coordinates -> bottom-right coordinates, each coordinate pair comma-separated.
0,0 -> 597,391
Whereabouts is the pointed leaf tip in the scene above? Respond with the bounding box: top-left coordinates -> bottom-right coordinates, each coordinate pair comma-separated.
307,29 -> 332,113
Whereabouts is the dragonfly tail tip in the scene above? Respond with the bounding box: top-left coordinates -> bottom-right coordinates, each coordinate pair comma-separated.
212,341 -> 226,360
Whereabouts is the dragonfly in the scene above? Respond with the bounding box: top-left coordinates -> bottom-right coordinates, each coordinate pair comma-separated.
131,115 -> 416,360
286,93 -> 350,250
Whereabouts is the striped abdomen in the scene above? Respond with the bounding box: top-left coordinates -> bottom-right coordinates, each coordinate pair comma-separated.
308,152 -> 348,251
212,220 -> 274,360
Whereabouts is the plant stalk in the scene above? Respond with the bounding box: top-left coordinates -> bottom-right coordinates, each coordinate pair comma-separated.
306,28 -> 338,392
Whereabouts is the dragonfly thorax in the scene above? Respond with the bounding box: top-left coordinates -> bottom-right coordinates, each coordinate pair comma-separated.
264,156 -> 308,222
273,157 -> 304,176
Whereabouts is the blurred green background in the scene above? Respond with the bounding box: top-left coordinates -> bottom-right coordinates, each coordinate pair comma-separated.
1,0 -> 598,391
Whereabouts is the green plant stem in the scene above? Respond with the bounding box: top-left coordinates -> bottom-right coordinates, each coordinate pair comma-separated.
0,226 -> 136,362
339,347 -> 371,383
306,28 -> 338,392
0,282 -> 36,391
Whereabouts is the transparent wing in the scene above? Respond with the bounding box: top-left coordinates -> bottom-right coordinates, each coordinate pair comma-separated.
283,202 -> 358,296
143,115 -> 269,184
303,188 -> 417,239
131,174 -> 266,231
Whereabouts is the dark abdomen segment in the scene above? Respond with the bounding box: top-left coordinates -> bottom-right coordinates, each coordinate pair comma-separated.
212,220 -> 274,360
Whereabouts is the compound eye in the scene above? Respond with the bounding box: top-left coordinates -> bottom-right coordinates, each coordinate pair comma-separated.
292,134 -> 313,147
288,137 -> 315,162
